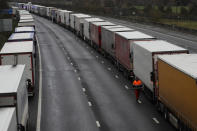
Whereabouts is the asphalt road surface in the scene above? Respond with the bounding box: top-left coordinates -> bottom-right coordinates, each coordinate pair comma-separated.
32,14 -> 180,131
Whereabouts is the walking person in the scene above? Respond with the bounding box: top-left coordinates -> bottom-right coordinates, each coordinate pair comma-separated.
132,77 -> 143,103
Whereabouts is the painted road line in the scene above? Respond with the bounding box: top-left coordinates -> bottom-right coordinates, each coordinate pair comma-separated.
82,88 -> 86,92
101,61 -> 104,64
96,121 -> 101,128
125,85 -> 129,90
115,75 -> 119,79
74,69 -> 77,73
138,100 -> 142,104
152,117 -> 160,124
108,67 -> 111,71
71,63 -> 73,65
88,101 -> 92,107
78,77 -> 81,81
36,36 -> 42,131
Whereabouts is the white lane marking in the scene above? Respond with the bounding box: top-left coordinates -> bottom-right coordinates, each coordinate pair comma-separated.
115,75 -> 119,79
74,69 -> 77,72
96,121 -> 101,128
36,36 -> 42,131
88,101 -> 92,107
82,88 -> 86,92
108,67 -> 111,71
78,77 -> 81,81
138,100 -> 142,104
71,63 -> 73,65
67,57 -> 70,60
152,117 -> 160,124
125,85 -> 129,90
101,61 -> 104,64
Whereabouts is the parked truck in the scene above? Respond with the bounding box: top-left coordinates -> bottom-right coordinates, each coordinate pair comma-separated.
0,65 -> 28,131
0,41 -> 36,96
15,26 -> 35,33
157,54 -> 197,131
133,40 -> 188,100
90,21 -> 115,49
18,19 -> 35,28
115,31 -> 156,78
101,27 -> 134,61
82,18 -> 104,42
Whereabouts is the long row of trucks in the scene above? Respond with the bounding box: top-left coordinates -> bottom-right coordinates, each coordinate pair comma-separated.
0,7 -> 37,131
16,2 -> 197,131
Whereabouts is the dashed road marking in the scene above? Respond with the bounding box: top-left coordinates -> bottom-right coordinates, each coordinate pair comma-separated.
88,101 -> 92,107
152,117 -> 160,124
78,77 -> 81,81
125,85 -> 129,90
101,61 -> 104,64
82,88 -> 86,92
108,67 -> 111,71
74,69 -> 77,72
96,121 -> 101,128
67,57 -> 70,60
115,75 -> 119,78
138,100 -> 142,104
71,63 -> 73,65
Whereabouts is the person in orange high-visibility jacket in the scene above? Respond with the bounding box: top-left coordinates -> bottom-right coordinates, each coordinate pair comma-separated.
132,78 -> 143,102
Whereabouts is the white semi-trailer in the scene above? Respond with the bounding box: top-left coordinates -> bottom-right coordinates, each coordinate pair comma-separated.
0,65 -> 28,131
0,41 -> 36,96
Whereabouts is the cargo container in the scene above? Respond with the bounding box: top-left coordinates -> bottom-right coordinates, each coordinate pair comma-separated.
18,19 -> 35,27
90,21 -> 115,49
38,6 -> 46,17
46,7 -> 55,18
133,40 -> 188,100
0,108 -> 17,131
20,15 -> 33,20
101,25 -> 125,30
15,26 -> 35,33
74,14 -> 91,35
82,18 -> 104,41
0,65 -> 28,130
101,27 -> 134,60
8,33 -> 35,43
65,11 -> 73,27
59,10 -> 67,25
51,8 -> 58,23
0,41 -> 36,96
56,9 -> 62,23
157,54 -> 197,131
115,31 -> 156,77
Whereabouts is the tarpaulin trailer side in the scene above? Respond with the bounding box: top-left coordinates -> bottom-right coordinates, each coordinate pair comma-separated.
90,21 -> 115,49
74,14 -> 91,35
133,40 -> 188,100
157,54 -> 197,131
0,41 -> 36,96
82,18 -> 104,41
0,65 -> 28,130
115,31 -> 156,75
101,27 -> 134,59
